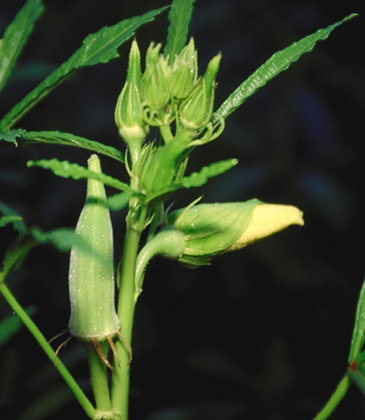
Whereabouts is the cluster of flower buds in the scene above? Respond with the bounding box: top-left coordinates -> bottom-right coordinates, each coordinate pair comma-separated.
115,38 -> 223,202
115,38 -> 222,151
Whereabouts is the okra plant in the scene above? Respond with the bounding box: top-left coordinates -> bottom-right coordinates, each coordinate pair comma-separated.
0,0 -> 362,419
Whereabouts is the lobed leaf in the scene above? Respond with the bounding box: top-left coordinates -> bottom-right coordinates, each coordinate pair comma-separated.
213,14 -> 358,122
349,277 -> 365,363
0,128 -> 24,145
179,158 -> 238,188
0,6 -> 168,130
0,0 -> 44,92
19,130 -> 124,162
164,0 -> 195,63
27,158 -> 132,192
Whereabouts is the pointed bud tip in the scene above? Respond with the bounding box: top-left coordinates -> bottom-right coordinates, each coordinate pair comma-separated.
230,203 -> 304,250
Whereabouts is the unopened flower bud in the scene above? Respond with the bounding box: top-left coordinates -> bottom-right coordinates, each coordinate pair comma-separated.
168,62 -> 196,99
168,38 -> 198,99
141,43 -> 170,111
115,40 -> 148,161
179,53 -> 221,130
167,199 -> 304,267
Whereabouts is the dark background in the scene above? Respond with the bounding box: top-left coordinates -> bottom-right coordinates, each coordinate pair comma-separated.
1,0 -> 365,419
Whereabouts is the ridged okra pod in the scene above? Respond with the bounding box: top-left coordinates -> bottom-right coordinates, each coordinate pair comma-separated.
68,154 -> 119,341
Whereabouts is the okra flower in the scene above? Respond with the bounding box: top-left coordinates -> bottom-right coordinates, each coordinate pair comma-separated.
166,199 -> 304,267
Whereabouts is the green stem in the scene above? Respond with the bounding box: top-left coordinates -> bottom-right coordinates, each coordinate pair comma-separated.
312,372 -> 352,420
159,123 -> 174,143
86,342 -> 113,414
111,210 -> 146,418
0,283 -> 96,419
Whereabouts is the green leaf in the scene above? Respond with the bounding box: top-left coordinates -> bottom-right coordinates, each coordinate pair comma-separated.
213,13 -> 358,122
0,307 -> 37,345
0,201 -> 27,233
164,0 -> 195,63
348,277 -> 365,363
107,191 -> 134,211
30,226 -> 91,253
0,6 -> 168,130
141,158 -> 238,204
142,159 -> 238,205
0,215 -> 23,228
27,158 -> 132,192
19,130 -> 124,162
179,158 -> 238,188
0,128 -> 24,145
0,0 -> 44,92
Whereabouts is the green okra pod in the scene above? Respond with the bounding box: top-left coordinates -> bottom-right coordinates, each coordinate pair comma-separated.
68,154 -> 119,342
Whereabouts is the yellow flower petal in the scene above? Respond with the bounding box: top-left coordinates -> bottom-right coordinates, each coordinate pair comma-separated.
227,204 -> 304,251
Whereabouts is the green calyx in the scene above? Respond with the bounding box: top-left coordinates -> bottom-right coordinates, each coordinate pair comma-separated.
167,200 -> 258,267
